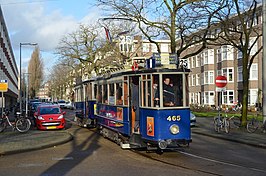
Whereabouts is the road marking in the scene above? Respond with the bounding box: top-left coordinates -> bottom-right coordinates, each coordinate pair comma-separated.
18,163 -> 45,167
52,157 -> 74,161
178,151 -> 266,173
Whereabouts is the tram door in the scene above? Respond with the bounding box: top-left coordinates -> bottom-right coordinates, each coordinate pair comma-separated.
130,76 -> 140,134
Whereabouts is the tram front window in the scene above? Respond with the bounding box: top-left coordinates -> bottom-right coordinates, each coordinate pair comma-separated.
163,77 -> 175,106
163,74 -> 184,107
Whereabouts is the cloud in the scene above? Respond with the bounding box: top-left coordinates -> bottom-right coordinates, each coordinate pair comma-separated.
2,3 -> 79,51
1,1 -> 102,78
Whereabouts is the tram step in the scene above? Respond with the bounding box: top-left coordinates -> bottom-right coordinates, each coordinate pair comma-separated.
120,143 -> 131,149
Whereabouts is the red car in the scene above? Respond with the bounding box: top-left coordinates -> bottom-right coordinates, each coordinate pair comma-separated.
34,104 -> 66,130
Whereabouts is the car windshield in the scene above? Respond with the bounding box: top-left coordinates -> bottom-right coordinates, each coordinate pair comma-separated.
40,107 -> 60,115
58,100 -> 65,103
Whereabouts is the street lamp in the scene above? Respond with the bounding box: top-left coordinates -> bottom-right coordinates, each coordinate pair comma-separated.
23,73 -> 31,117
19,42 -> 37,113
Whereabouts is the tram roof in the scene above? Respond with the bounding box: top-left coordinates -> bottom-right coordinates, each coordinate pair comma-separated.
77,67 -> 190,85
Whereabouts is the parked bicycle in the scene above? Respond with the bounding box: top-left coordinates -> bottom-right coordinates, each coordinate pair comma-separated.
0,110 -> 31,133
214,115 -> 230,133
247,115 -> 266,133
226,114 -> 241,130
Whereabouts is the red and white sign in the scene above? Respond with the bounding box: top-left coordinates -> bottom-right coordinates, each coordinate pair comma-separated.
215,76 -> 227,88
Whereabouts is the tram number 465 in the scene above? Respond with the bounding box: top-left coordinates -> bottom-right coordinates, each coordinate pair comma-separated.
167,115 -> 181,121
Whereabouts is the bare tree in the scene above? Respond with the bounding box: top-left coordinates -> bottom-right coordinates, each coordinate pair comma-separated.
96,0 -> 226,62
56,24 -> 125,76
210,0 -> 262,126
28,47 -> 44,98
48,59 -> 74,100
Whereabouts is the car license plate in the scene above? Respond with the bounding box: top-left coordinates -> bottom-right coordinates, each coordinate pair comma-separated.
47,126 -> 57,129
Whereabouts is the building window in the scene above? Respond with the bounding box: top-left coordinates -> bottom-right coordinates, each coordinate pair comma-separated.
203,91 -> 215,105
196,74 -> 200,86
204,72 -> 208,84
217,49 -> 221,63
205,92 -> 209,104
250,37 -> 258,56
238,49 -> 243,59
222,46 -> 227,60
249,89 -> 258,105
151,43 -> 157,52
222,90 -> 234,105
228,68 -> 233,82
238,66 -> 243,82
192,74 -> 195,86
161,44 -> 169,52
204,71 -> 214,84
204,50 -> 208,65
192,56 -> 196,68
143,43 -> 149,52
209,71 -> 214,84
196,55 -> 200,67
250,63 -> 258,80
223,91 -> 227,104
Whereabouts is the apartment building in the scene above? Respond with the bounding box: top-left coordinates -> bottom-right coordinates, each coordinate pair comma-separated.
0,7 -> 18,109
119,29 -> 262,109
186,7 -> 262,109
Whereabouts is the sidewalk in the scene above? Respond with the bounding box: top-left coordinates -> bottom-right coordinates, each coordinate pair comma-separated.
0,129 -> 73,155
192,117 -> 266,149
0,117 -> 265,156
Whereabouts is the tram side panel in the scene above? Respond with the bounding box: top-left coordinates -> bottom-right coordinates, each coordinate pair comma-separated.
96,104 -> 130,136
75,101 -> 85,119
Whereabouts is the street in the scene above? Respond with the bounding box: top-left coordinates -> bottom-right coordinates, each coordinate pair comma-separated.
0,109 -> 265,176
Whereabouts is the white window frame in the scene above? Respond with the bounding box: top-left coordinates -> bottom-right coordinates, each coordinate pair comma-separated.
222,90 -> 234,105
249,89 -> 258,105
196,74 -> 200,86
249,63 -> 258,80
196,55 -> 200,67
204,71 -> 214,84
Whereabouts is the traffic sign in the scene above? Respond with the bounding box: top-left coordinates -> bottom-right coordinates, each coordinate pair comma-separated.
215,76 -> 227,88
0,80 -> 8,92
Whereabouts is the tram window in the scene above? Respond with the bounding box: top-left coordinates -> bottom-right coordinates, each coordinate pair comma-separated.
93,84 -> 97,99
98,85 -> 102,103
109,83 -> 115,105
123,82 -> 128,105
162,74 -> 183,107
153,75 -> 160,107
88,83 -> 92,99
116,82 -> 123,105
141,78 -> 152,107
103,84 -> 108,104
185,74 -> 189,106
142,81 -> 146,106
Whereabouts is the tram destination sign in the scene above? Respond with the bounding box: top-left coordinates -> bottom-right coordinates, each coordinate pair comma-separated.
0,80 -> 8,92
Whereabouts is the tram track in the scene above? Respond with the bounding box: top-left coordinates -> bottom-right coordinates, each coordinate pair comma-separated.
132,149 -> 266,176
132,149 -> 223,176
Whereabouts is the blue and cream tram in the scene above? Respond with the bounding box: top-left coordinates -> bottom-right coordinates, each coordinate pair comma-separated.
74,67 -> 191,150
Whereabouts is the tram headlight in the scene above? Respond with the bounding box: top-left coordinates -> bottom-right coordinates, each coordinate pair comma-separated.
170,124 -> 179,135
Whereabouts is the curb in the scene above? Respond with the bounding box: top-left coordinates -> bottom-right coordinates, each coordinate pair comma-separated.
0,131 -> 73,156
192,130 -> 266,149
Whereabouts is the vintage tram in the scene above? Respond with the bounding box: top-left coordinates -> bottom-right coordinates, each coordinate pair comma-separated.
74,65 -> 191,151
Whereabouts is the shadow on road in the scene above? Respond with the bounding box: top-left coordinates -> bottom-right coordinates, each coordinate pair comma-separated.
40,124 -> 101,176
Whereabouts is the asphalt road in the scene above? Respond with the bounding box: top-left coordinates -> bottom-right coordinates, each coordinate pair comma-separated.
0,109 -> 265,176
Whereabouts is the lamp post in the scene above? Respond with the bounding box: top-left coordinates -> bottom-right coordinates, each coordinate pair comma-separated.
19,43 -> 37,113
23,73 -> 31,117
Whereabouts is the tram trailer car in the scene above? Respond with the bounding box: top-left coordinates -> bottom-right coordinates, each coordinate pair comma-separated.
74,68 -> 192,151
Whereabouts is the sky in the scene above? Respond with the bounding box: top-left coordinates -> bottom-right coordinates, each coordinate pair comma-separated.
0,0 -> 102,79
